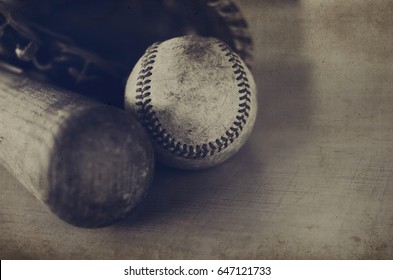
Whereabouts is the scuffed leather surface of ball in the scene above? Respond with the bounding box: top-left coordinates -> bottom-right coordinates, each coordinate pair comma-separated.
126,36 -> 257,169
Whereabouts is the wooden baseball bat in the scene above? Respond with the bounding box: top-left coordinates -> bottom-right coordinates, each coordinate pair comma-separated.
0,64 -> 154,227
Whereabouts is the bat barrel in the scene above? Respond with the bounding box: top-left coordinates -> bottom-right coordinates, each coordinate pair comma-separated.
0,67 -> 154,227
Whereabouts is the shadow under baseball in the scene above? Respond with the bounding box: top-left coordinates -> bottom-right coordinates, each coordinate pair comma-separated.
117,0 -> 314,235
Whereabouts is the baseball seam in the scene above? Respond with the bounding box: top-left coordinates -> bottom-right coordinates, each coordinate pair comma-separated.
205,0 -> 253,66
135,41 -> 251,160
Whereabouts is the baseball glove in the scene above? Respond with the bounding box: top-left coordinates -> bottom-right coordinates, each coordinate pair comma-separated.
0,0 -> 253,106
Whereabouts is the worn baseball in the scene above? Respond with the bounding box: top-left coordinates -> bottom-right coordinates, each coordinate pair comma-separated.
125,36 -> 257,169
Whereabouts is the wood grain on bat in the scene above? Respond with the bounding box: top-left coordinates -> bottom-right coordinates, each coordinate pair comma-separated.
0,68 -> 154,227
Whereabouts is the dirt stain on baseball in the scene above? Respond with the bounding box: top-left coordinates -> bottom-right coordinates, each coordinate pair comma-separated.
181,39 -> 209,61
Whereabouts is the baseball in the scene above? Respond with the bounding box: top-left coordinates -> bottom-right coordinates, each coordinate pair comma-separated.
125,36 -> 257,169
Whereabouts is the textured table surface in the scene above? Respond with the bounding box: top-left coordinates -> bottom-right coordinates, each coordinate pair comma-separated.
1,0 -> 393,259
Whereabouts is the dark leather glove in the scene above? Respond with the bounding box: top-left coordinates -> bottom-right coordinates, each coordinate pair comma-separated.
0,0 -> 253,107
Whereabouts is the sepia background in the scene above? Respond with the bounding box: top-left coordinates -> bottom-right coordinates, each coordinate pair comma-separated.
1,0 -> 393,259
